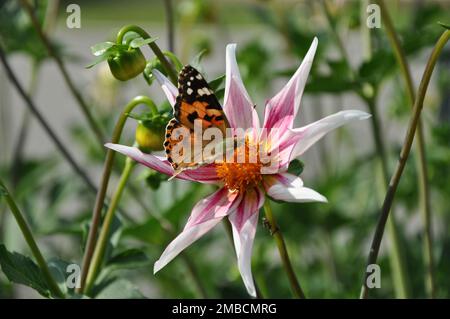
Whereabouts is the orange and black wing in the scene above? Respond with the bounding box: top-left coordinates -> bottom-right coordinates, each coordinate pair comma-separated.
174,65 -> 229,134
163,65 -> 229,172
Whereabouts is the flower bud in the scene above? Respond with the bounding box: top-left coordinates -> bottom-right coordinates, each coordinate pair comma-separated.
107,48 -> 146,81
135,119 -> 166,153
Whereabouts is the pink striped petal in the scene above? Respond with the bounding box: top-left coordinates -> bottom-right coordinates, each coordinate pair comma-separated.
287,110 -> 371,162
265,172 -> 327,203
228,187 -> 265,297
263,173 -> 303,190
154,217 -> 223,274
223,44 -> 260,130
263,38 -> 318,132
105,143 -> 220,184
184,187 -> 242,229
152,69 -> 178,107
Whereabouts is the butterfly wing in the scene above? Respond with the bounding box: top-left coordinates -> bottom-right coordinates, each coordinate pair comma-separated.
175,65 -> 229,134
164,65 -> 229,173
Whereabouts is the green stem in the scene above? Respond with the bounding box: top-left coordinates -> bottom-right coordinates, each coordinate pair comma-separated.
78,96 -> 156,293
0,178 -> 64,298
19,0 -> 105,145
263,200 -> 305,299
116,25 -> 178,83
179,253 -> 208,298
360,29 -> 450,299
322,0 -> 354,80
11,60 -> 39,186
322,1 -> 410,298
0,43 -> 97,193
85,157 -> 135,294
163,0 -> 175,53
163,51 -> 183,72
375,0 -> 435,298
367,97 -> 411,299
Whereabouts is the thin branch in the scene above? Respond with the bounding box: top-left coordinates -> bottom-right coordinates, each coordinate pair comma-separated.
19,0 -> 105,144
0,178 -> 65,298
0,43 -> 97,193
78,96 -> 156,293
360,29 -> 450,299
375,0 -> 436,298
263,200 -> 306,299
321,0 -> 410,298
163,0 -> 175,53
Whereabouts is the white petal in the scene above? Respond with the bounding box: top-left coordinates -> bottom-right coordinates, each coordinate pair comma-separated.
152,69 -> 178,107
105,143 -> 221,184
223,43 -> 259,130
154,217 -> 223,274
185,188 -> 242,229
288,110 -> 371,161
269,185 -> 328,203
266,173 -> 327,203
228,188 -> 265,297
263,37 -> 318,131
230,213 -> 259,297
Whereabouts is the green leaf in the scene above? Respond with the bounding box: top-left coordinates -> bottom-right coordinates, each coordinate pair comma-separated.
85,54 -> 110,69
288,159 -> 305,176
90,41 -> 115,56
0,185 -> 7,196
358,50 -> 396,85
0,0 -> 50,62
103,214 -> 124,263
106,248 -> 150,270
47,258 -> 73,295
190,49 -> 208,69
0,244 -> 50,297
86,44 -> 128,68
123,216 -> 165,244
129,37 -> 158,48
438,22 -> 450,30
209,74 -> 226,91
143,170 -> 167,190
95,279 -> 145,299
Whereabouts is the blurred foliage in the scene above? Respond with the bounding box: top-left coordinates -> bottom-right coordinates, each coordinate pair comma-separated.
1,0 -> 450,299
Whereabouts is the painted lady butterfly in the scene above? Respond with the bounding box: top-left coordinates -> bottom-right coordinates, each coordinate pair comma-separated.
163,65 -> 230,173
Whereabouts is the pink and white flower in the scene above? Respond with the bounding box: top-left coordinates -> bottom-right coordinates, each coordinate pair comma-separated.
106,37 -> 370,297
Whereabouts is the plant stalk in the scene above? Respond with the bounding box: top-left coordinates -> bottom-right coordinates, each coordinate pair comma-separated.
84,157 -> 135,294
0,178 -> 64,298
375,0 -> 436,298
0,44 -> 97,193
360,29 -> 450,299
19,0 -> 105,145
263,200 -> 305,299
78,96 -> 156,293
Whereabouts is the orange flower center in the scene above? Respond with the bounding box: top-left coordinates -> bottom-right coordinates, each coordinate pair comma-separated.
215,137 -> 263,192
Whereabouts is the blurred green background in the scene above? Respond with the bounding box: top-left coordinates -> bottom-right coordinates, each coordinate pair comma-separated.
0,0 -> 449,298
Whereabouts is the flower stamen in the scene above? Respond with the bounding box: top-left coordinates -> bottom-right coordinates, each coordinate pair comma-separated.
215,137 -> 263,192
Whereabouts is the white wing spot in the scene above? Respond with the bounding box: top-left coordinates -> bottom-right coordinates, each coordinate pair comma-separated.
187,88 -> 193,95
190,76 -> 194,80
196,74 -> 202,80
197,88 -> 210,96
187,81 -> 191,86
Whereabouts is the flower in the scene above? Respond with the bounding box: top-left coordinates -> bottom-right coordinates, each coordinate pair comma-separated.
105,37 -> 370,297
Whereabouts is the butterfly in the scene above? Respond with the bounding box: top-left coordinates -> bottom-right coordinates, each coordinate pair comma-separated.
163,65 -> 231,173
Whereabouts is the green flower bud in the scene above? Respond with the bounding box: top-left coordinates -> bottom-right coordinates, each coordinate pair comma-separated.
107,48 -> 146,81
135,119 -> 166,153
